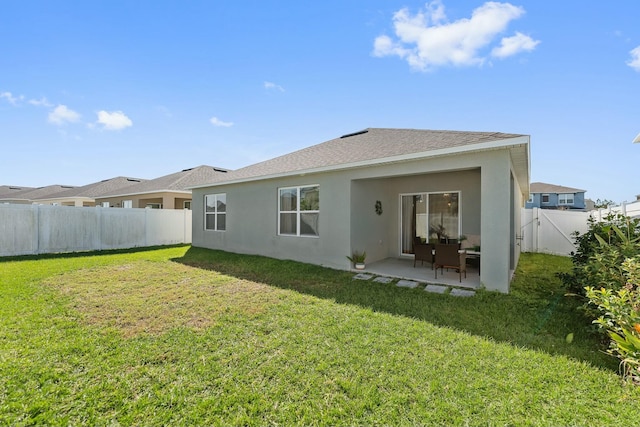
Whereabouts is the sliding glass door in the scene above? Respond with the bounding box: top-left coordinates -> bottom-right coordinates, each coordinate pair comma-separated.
400,192 -> 460,254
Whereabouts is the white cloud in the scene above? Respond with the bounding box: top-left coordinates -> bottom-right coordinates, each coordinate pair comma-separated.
28,97 -> 52,107
491,31 -> 540,58
627,46 -> 640,72
264,81 -> 285,92
210,116 -> 234,127
1,91 -> 24,105
373,0 -> 539,71
96,110 -> 133,130
48,105 -> 81,125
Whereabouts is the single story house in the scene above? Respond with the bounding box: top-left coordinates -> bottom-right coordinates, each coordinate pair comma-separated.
525,182 -> 586,210
190,128 -> 530,293
95,165 -> 230,209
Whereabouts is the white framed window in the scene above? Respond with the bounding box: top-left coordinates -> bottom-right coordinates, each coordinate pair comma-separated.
146,203 -> 162,209
123,200 -> 133,208
541,194 -> 550,204
558,193 -> 574,205
184,200 -> 192,210
205,194 -> 226,231
278,185 -> 319,237
101,202 -> 110,208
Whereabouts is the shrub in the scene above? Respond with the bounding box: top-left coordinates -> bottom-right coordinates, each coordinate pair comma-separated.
586,257 -> 640,383
559,213 -> 640,294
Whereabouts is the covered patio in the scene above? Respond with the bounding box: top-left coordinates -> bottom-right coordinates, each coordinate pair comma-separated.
357,256 -> 481,290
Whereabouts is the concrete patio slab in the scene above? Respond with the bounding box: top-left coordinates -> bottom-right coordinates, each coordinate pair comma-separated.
365,257 -> 480,289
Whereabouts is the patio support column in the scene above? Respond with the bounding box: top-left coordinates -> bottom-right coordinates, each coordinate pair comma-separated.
480,152 -> 511,293
162,195 -> 174,209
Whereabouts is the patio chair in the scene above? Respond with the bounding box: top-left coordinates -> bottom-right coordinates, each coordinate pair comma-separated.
434,243 -> 467,282
413,241 -> 434,268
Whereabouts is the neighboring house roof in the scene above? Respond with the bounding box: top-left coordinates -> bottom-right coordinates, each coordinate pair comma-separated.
0,184 -> 76,203
0,185 -> 34,198
530,182 -> 586,194
191,128 -> 529,189
32,176 -> 147,201
98,165 -> 230,198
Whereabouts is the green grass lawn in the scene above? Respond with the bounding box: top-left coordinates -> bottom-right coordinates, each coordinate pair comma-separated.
1,246 -> 639,426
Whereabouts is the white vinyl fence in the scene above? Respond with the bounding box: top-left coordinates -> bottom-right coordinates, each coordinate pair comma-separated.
0,204 -> 192,257
521,207 -> 591,256
596,200 -> 640,219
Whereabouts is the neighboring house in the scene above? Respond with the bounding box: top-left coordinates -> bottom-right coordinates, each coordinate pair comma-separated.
31,177 -> 146,207
0,185 -> 76,204
190,128 -> 530,293
95,165 -> 230,209
525,182 -> 586,210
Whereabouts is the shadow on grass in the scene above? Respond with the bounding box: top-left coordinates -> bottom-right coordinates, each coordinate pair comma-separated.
0,244 -> 190,263
173,246 -> 616,371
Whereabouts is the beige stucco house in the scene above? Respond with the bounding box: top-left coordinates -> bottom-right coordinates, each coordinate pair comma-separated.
190,128 -> 530,293
95,165 -> 230,209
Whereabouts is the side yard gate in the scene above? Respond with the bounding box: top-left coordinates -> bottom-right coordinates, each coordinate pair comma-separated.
520,207 -> 591,256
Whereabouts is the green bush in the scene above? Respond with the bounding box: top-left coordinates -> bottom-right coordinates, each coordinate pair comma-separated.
586,257 -> 640,383
558,213 -> 640,382
559,213 -> 640,294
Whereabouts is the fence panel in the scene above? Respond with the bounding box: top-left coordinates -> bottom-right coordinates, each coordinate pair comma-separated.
0,204 -> 192,257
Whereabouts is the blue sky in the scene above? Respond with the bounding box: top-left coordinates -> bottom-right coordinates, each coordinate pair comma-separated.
1,1 -> 639,203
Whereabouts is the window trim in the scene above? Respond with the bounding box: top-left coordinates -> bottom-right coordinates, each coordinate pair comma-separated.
278,185 -> 319,237
541,194 -> 550,204
204,193 -> 226,231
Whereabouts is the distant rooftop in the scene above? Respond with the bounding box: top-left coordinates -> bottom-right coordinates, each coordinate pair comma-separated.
530,182 -> 586,194
98,165 -> 231,198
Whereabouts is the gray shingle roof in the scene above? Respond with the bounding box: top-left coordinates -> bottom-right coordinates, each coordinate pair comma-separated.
530,182 -> 586,194
32,177 -> 147,200
0,185 -> 34,198
203,128 -> 526,185
99,165 -> 230,197
0,185 -> 76,202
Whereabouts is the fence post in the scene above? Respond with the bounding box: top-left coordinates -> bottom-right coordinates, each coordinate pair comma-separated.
533,207 -> 540,253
